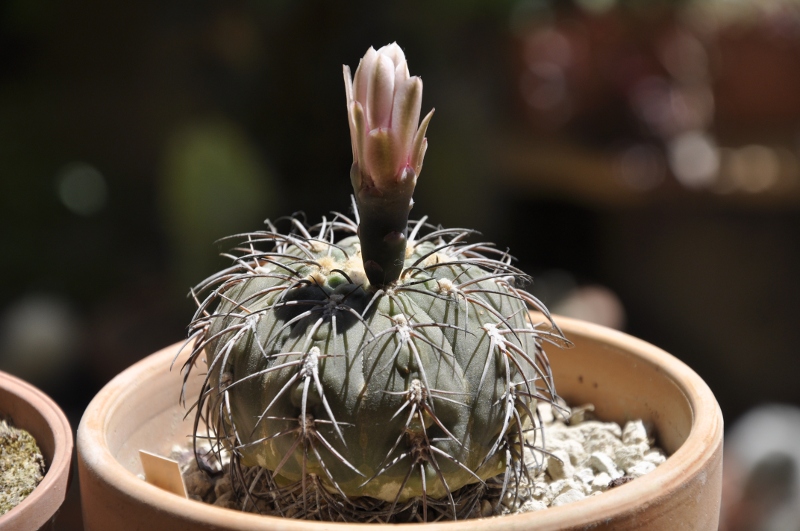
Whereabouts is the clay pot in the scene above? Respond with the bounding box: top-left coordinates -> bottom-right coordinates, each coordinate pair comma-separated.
77,315 -> 723,530
0,371 -> 73,531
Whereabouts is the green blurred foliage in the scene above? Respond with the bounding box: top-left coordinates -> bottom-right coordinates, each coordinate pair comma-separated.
159,118 -> 277,290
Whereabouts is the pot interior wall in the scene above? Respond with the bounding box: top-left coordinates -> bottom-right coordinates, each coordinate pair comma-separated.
105,355 -> 202,476
548,325 -> 692,455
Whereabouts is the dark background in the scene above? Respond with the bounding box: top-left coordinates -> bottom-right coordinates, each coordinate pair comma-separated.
2,1 -> 800,528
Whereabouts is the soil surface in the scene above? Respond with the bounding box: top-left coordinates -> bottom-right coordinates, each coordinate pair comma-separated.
0,418 -> 45,516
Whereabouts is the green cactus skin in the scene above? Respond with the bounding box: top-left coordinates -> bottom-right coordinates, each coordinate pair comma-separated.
183,213 -> 563,521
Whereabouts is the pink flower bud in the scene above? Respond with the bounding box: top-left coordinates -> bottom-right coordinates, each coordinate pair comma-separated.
344,43 -> 433,197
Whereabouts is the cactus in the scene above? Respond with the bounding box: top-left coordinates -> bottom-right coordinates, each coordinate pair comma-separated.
182,43 -> 565,522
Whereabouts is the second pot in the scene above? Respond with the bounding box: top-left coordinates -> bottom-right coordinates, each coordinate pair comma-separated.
0,371 -> 73,531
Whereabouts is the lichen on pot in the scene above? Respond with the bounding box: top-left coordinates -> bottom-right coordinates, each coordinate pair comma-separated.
178,42 -> 570,523
0,417 -> 46,516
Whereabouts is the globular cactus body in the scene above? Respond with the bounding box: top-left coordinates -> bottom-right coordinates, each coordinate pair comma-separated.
182,43 -> 563,521
186,216 -> 559,514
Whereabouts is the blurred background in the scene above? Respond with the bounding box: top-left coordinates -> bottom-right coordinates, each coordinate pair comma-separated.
2,0 -> 800,528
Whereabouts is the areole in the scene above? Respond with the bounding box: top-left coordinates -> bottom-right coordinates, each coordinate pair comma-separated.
77,314 -> 723,530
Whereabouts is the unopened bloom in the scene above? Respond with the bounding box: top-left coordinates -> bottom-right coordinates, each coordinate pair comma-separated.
343,43 -> 433,287
343,43 -> 433,198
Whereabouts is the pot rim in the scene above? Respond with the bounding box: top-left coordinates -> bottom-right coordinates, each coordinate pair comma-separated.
78,315 -> 723,530
0,370 -> 74,529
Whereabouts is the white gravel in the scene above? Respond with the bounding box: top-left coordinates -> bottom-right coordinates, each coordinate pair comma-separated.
499,402 -> 666,513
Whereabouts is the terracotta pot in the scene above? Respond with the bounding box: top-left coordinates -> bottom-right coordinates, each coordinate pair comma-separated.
0,371 -> 73,531
77,315 -> 723,530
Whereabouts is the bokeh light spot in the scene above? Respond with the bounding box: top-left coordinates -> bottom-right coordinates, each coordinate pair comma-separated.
730,145 -> 780,193
668,131 -> 719,189
56,162 -> 108,216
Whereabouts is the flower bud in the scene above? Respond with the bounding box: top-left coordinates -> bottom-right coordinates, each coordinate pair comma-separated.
344,43 -> 433,198
342,43 -> 434,287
